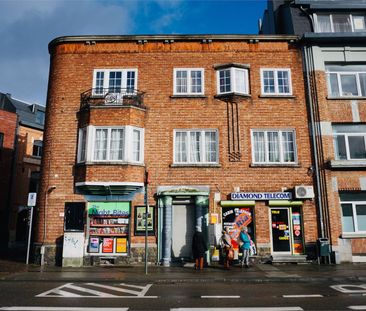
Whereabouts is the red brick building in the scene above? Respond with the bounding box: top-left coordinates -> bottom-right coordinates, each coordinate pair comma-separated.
36,35 -> 317,266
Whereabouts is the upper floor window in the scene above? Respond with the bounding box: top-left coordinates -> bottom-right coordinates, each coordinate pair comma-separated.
216,67 -> 249,95
32,140 -> 43,158
174,69 -> 204,95
315,13 -> 366,33
77,125 -> 144,164
35,110 -> 45,125
261,69 -> 292,95
92,69 -> 138,96
326,64 -> 366,98
251,129 -> 296,164
174,129 -> 218,164
333,124 -> 366,160
341,202 -> 366,234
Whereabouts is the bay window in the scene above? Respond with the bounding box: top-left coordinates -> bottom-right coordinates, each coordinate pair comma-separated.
174,68 -> 204,95
251,129 -> 296,164
77,126 -> 143,163
174,129 -> 218,164
333,124 -> 366,160
326,64 -> 366,97
315,13 -> 366,33
216,67 -> 249,95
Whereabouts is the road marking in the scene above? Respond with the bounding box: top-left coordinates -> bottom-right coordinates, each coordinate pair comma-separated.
331,284 -> 366,294
349,306 -> 366,310
0,308 -> 128,311
171,308 -> 304,311
201,296 -> 240,299
283,294 -> 323,298
36,282 -> 157,298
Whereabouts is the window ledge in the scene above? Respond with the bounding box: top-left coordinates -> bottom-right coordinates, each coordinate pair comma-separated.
329,160 -> 366,169
170,163 -> 221,168
170,95 -> 207,99
250,163 -> 300,168
259,95 -> 295,99
327,96 -> 366,100
76,161 -> 145,167
214,93 -> 251,99
342,233 -> 366,238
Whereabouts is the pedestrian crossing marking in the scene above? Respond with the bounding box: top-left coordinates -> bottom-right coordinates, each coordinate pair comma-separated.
171,308 -> 304,311
36,282 -> 157,298
0,308 -> 128,311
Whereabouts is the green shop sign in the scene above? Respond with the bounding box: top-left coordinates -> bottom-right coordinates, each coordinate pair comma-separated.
88,202 -> 130,216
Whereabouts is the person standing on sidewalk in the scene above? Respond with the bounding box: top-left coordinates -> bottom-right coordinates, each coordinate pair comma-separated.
220,227 -> 232,269
239,226 -> 252,268
192,226 -> 207,270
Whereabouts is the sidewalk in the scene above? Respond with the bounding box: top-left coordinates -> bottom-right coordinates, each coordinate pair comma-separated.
1,257 -> 366,283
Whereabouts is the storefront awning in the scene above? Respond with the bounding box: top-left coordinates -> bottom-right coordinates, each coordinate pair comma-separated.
220,200 -> 255,207
75,182 -> 144,196
268,200 -> 303,207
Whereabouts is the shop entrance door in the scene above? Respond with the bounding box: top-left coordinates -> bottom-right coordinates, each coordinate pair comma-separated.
171,201 -> 195,260
271,208 -> 291,254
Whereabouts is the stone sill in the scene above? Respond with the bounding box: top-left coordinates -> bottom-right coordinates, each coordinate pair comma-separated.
76,161 -> 145,167
170,95 -> 207,99
170,163 -> 221,168
329,160 -> 366,169
342,233 -> 366,238
250,163 -> 300,168
327,96 -> 366,100
258,95 -> 296,99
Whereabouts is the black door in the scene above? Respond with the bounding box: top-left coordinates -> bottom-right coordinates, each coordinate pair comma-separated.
271,208 -> 291,253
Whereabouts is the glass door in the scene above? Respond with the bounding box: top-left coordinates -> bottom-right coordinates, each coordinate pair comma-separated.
271,208 -> 291,253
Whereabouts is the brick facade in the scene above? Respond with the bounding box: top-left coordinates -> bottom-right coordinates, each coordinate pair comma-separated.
36,36 -> 317,265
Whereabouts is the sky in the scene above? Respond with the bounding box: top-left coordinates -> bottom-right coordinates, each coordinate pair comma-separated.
0,0 -> 267,106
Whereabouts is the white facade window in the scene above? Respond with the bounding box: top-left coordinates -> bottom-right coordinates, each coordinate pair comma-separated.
333,124 -> 366,160
251,129 -> 296,164
174,69 -> 204,95
216,67 -> 249,95
92,69 -> 138,95
77,126 -> 144,163
326,64 -> 366,97
341,202 -> 366,233
174,129 -> 218,164
261,69 -> 292,95
315,13 -> 366,33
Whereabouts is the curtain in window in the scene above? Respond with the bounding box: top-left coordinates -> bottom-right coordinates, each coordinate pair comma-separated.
317,15 -> 332,32
176,71 -> 188,93
175,132 -> 188,162
126,71 -> 136,94
191,71 -> 202,93
253,132 -> 265,162
234,68 -> 246,94
267,132 -> 280,162
333,14 -> 352,32
282,131 -> 294,162
277,71 -> 289,94
328,73 -> 340,97
95,72 -> 105,95
94,129 -> 108,160
219,69 -> 231,93
190,132 -> 201,163
263,70 -> 275,93
132,129 -> 141,161
205,132 -> 217,162
110,129 -> 124,160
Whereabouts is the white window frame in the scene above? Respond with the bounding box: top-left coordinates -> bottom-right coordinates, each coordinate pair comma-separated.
326,69 -> 366,98
173,68 -> 204,95
333,131 -> 366,160
314,13 -> 366,33
216,67 -> 249,95
251,129 -> 297,164
173,129 -> 219,164
340,201 -> 366,234
92,69 -> 138,96
77,125 -> 144,164
260,68 -> 292,96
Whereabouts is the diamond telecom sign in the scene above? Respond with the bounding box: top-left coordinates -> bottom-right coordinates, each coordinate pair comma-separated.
231,192 -> 292,200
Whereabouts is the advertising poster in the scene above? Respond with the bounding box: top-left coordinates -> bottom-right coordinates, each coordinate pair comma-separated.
292,212 -> 304,254
89,237 -> 99,253
116,238 -> 127,253
135,206 -> 155,236
102,238 -> 113,253
222,207 -> 254,241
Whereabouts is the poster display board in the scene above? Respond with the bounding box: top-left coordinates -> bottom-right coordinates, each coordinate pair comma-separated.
222,206 -> 254,241
134,206 -> 155,236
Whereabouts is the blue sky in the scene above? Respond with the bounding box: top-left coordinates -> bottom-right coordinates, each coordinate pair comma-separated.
0,0 -> 267,105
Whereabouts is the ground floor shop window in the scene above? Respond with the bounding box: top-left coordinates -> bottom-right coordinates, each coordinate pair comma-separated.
87,202 -> 130,255
222,206 -> 255,242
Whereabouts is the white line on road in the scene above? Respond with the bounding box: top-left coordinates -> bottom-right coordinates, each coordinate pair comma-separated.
349,306 -> 366,310
283,294 -> 323,298
0,308 -> 128,311
201,296 -> 240,299
171,308 -> 304,311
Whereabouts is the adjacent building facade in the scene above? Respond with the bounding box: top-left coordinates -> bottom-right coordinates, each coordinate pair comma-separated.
261,0 -> 366,263
36,34 -> 318,266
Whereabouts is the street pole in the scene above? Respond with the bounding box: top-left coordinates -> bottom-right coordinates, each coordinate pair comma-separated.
26,206 -> 34,264
144,170 -> 149,275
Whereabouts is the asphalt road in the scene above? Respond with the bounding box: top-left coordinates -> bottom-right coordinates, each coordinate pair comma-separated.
0,280 -> 366,310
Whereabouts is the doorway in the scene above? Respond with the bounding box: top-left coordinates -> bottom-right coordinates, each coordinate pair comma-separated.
270,208 -> 291,254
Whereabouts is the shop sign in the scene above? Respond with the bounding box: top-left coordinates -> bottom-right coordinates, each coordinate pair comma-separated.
231,192 -> 292,201
88,202 -> 130,216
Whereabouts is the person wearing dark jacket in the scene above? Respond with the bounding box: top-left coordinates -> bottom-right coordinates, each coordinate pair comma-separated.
192,226 -> 207,270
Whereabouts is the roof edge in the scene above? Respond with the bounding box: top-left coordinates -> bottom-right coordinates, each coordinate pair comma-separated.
48,34 -> 299,53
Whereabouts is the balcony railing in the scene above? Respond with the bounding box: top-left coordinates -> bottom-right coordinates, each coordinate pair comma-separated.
80,88 -> 145,110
